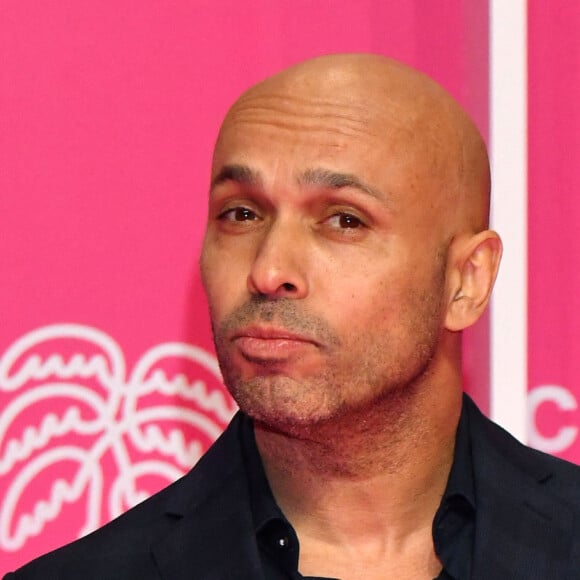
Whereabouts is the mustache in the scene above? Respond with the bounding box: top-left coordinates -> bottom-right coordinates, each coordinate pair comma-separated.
216,296 -> 341,347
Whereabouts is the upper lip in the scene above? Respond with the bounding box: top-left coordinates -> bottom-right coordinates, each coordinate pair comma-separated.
232,326 -> 319,345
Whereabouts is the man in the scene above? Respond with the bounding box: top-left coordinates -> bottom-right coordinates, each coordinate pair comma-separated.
5,54 -> 580,579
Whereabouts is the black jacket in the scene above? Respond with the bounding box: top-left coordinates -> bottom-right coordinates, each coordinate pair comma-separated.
5,395 -> 580,579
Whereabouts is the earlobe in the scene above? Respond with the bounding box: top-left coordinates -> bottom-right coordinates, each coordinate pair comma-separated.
444,230 -> 503,332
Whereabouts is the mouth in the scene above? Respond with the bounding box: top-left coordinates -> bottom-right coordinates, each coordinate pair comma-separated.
231,326 -> 319,362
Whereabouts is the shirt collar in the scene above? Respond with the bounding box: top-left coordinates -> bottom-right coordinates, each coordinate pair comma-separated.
432,394 -> 476,580
441,395 -> 476,508
239,414 -> 287,531
239,414 -> 302,575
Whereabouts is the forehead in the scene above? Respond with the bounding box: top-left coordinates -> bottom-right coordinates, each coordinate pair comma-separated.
213,90 -> 436,196
219,94 -> 366,149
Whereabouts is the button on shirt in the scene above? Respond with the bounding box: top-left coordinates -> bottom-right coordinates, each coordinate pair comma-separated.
240,404 -> 475,580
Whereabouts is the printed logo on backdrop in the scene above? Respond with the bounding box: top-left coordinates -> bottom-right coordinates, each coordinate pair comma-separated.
0,324 -> 237,554
528,384 -> 579,456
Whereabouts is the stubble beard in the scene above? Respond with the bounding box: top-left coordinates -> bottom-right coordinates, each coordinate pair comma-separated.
210,269 -> 446,439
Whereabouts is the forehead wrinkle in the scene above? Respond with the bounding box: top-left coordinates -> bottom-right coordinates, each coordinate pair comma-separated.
225,92 -> 376,140
235,92 -> 372,119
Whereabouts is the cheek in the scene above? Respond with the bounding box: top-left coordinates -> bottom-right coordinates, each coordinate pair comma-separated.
200,247 -> 245,320
326,269 -> 431,355
332,274 -> 397,322
201,231 -> 257,285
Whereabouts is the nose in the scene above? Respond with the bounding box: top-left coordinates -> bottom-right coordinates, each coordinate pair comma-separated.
247,220 -> 309,299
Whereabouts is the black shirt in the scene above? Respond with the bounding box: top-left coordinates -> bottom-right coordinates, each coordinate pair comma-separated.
240,404 -> 475,580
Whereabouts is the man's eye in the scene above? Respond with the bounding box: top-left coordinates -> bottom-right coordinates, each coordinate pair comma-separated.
326,212 -> 364,229
219,207 -> 258,222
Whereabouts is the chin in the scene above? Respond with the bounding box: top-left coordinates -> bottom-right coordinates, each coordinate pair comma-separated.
239,396 -> 335,428
229,380 -> 339,433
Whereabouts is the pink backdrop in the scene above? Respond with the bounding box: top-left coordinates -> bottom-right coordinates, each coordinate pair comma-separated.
2,0 -> 570,572
527,2 -> 580,462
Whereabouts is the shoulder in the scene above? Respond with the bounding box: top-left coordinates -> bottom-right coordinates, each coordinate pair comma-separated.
4,480 -> 182,579
464,394 -> 580,502
5,413 -> 248,579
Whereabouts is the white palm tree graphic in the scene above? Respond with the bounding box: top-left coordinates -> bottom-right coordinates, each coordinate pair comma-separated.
0,324 -> 236,551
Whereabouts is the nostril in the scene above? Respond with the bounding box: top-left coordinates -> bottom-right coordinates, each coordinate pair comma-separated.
282,282 -> 296,292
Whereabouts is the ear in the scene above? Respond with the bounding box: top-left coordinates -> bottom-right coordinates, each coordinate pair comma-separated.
444,230 -> 503,332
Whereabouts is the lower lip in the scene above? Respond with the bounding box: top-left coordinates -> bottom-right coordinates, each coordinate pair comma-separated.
234,336 -> 314,360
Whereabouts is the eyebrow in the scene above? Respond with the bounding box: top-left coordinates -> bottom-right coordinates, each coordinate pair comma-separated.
299,168 -> 385,201
210,164 -> 263,190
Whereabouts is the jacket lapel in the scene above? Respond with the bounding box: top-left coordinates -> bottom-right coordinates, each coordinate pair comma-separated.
150,413 -> 266,580
151,488 -> 264,580
466,397 -> 579,580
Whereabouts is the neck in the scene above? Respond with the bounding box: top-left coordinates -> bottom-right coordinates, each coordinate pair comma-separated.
254,373 -> 462,547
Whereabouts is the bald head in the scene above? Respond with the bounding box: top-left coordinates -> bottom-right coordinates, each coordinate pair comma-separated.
203,54 -> 502,430
215,53 -> 490,237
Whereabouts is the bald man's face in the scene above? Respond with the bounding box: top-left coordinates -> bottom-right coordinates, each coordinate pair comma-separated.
200,70 -> 455,429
